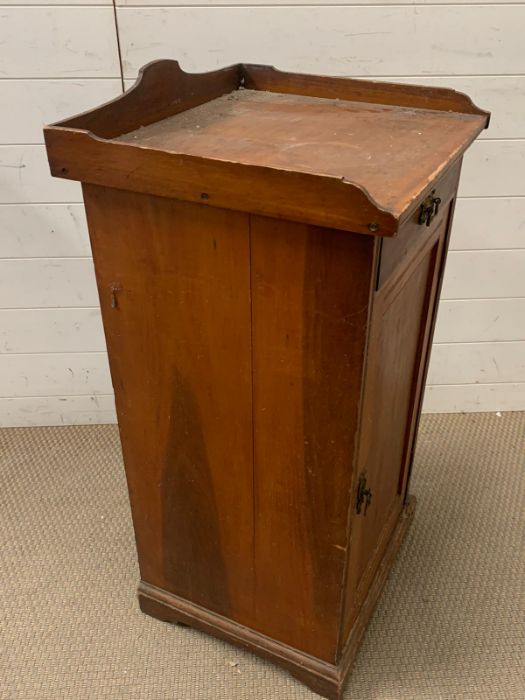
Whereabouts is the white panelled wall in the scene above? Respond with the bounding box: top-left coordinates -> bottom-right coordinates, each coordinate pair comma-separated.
0,1 -> 524,426
0,1 -> 121,426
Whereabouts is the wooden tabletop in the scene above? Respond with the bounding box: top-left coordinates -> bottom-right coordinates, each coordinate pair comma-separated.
45,61 -> 489,235
117,89 -> 486,218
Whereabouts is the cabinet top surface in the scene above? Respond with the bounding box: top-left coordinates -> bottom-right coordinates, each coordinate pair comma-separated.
116,88 -> 483,216
45,60 -> 489,236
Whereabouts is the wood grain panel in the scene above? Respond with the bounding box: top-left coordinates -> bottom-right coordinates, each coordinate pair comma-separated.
240,65 -> 487,119
117,6 -> 525,79
0,204 -> 90,258
342,226 -> 445,645
0,8 -> 120,78
83,185 -> 255,623
0,308 -> 105,353
377,162 -> 460,288
120,77 -> 525,142
114,89 -> 480,222
0,80 -> 121,145
434,299 -> 525,343
45,126 -> 398,237
250,216 -> 375,661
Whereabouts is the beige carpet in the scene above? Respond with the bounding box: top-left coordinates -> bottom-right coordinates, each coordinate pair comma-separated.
1,413 -> 524,700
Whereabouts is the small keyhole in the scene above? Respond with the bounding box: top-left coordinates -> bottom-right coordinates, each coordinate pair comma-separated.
110,285 -> 120,309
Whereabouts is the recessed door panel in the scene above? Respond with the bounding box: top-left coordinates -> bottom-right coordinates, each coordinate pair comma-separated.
341,211 -> 450,649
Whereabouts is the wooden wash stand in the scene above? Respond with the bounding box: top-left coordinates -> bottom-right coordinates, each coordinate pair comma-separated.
44,61 -> 489,699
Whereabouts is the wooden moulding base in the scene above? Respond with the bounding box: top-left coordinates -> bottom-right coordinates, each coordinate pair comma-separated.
138,496 -> 416,700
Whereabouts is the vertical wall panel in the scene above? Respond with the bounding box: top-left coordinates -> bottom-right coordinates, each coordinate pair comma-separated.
0,8 -> 120,78
0,80 -> 122,145
0,4 -> 121,426
116,6 -> 525,79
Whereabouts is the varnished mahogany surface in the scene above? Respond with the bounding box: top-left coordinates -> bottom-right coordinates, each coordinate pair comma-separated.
45,60 -> 489,237
137,495 -> 416,700
117,89 -> 483,217
378,160 -> 462,287
249,216 -> 375,660
241,64 -> 490,118
81,182 -> 442,698
83,188 -> 255,621
342,213 -> 449,645
43,59 -> 489,700
83,185 -> 377,664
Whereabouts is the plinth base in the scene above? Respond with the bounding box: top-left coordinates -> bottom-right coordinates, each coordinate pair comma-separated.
138,496 -> 415,699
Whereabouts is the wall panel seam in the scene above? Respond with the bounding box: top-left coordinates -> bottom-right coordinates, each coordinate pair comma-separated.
111,0 -> 126,91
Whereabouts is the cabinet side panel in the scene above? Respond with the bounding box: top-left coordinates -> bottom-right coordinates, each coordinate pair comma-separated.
341,209 -> 451,649
250,216 -> 375,662
82,185 -> 254,623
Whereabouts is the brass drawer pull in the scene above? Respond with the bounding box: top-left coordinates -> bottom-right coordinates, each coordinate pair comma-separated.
418,190 -> 442,227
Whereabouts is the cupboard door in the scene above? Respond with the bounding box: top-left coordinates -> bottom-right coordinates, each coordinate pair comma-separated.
249,217 -> 376,662
340,208 -> 451,649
